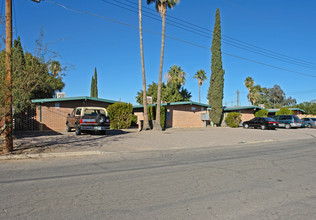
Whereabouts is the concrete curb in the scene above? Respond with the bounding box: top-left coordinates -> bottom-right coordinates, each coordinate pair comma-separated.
0,151 -> 102,160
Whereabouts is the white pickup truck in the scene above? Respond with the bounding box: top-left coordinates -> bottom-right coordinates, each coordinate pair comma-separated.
66,107 -> 110,135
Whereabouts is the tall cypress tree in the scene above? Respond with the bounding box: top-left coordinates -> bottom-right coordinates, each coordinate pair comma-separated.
208,8 -> 225,125
94,67 -> 98,98
90,68 -> 98,98
90,75 -> 95,97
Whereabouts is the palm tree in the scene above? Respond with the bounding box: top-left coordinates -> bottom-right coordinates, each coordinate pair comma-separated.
147,0 -> 179,131
50,60 -> 61,77
166,65 -> 186,86
139,0 -> 150,130
193,69 -> 207,103
244,76 -> 255,105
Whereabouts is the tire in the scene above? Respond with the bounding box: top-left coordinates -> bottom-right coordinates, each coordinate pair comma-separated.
75,125 -> 81,135
261,124 -> 266,130
307,124 -> 312,128
100,130 -> 106,135
96,114 -> 106,125
243,124 -> 249,129
285,123 -> 291,129
66,123 -> 71,132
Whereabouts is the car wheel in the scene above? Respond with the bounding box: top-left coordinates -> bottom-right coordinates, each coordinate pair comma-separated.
261,124 -> 266,130
285,123 -> 291,129
307,124 -> 312,128
243,124 -> 249,129
100,130 -> 106,135
66,123 -> 71,132
75,125 -> 81,135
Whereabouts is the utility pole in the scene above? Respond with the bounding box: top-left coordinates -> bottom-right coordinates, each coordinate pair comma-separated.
4,0 -> 13,153
237,89 -> 239,107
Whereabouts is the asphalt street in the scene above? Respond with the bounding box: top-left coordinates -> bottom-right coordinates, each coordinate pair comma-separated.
0,139 -> 315,219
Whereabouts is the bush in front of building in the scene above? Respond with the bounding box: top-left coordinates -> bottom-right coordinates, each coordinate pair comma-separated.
147,105 -> 166,129
107,103 -> 133,129
276,107 -> 293,116
225,112 -> 242,128
255,109 -> 268,117
131,115 -> 138,127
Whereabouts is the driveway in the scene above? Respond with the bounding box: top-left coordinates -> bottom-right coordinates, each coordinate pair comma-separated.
3,127 -> 316,156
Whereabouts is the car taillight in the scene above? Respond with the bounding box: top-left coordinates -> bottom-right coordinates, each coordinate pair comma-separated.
80,119 -> 83,124
269,121 -> 278,124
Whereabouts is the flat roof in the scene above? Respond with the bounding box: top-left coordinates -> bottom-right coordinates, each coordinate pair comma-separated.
223,106 -> 264,111
31,96 -> 119,104
133,101 -> 211,109
266,108 -> 306,113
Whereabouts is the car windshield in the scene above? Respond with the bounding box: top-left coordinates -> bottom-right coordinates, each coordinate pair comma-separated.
84,109 -> 105,116
265,117 -> 274,122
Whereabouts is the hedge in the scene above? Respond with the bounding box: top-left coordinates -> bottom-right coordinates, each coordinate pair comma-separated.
147,105 -> 166,129
107,103 -> 133,129
255,109 -> 268,117
275,107 -> 293,116
225,112 -> 242,128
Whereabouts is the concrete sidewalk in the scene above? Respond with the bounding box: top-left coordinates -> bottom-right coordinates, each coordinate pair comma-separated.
1,127 -> 315,160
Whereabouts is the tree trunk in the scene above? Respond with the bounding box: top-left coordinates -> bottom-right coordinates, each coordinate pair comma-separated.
4,0 -> 13,153
198,83 -> 201,103
139,0 -> 150,130
154,10 -> 166,131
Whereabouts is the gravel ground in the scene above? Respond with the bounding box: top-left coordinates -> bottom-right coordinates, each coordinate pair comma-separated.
1,127 -> 315,155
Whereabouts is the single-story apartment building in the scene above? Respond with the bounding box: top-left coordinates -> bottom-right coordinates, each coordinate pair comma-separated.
31,96 -> 119,131
267,108 -> 305,118
222,106 -> 264,123
133,101 -> 211,128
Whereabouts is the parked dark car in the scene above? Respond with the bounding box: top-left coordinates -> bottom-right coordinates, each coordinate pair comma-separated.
273,115 -> 301,129
243,117 -> 279,130
301,117 -> 316,128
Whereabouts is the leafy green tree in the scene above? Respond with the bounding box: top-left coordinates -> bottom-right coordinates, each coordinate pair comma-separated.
276,107 -> 293,116
147,0 -> 179,131
208,9 -> 225,126
136,81 -> 191,105
193,69 -> 207,103
255,109 -> 268,117
296,101 -> 316,115
90,67 -> 98,98
0,36 -> 65,114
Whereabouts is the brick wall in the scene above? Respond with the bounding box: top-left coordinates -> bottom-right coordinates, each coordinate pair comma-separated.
166,105 -> 206,128
133,104 -> 207,128
35,100 -> 113,132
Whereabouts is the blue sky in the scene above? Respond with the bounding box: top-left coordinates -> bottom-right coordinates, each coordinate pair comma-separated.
1,0 -> 316,106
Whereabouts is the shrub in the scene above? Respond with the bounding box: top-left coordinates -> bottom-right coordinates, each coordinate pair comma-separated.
146,105 -> 166,129
255,109 -> 268,117
225,112 -> 242,128
131,115 -> 138,127
275,107 -> 293,116
160,106 -> 166,129
148,105 -> 154,121
107,103 -> 133,129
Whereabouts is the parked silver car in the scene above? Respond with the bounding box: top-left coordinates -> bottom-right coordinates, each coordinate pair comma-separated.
301,118 -> 316,128
274,115 -> 301,129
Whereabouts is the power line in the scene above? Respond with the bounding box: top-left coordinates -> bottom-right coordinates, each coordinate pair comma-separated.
110,0 -> 316,69
113,0 -> 316,68
41,0 -> 316,79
